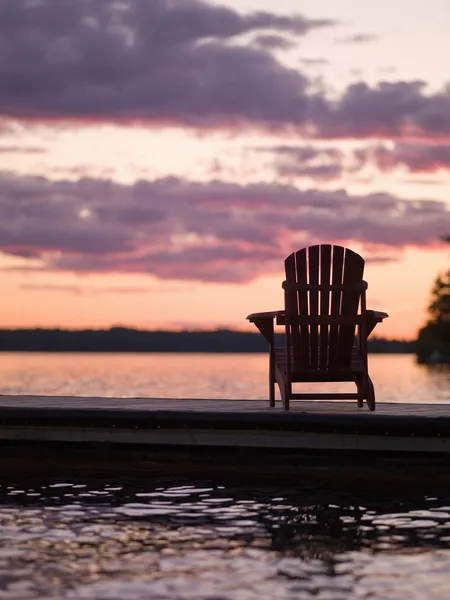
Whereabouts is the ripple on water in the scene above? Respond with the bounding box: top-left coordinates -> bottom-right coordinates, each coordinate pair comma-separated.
0,480 -> 449,599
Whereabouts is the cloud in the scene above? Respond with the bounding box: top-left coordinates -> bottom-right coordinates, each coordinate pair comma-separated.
314,81 -> 450,139
19,283 -> 179,295
401,178 -> 441,185
256,145 -> 342,161
337,33 -> 379,44
0,146 -> 44,154
275,162 -> 343,180
255,145 -> 344,180
300,58 -> 329,66
1,172 -> 449,283
251,34 -> 296,50
0,0 -> 333,128
1,1 -> 449,142
19,284 -> 86,296
0,120 -> 15,135
357,143 -> 450,173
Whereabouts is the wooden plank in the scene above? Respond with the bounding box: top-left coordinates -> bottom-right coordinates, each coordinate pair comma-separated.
0,395 -> 449,418
319,244 -> 332,369
329,245 -> 344,367
0,425 -> 449,453
308,245 -> 320,369
295,248 -> 309,367
284,252 -> 300,368
339,248 -> 365,366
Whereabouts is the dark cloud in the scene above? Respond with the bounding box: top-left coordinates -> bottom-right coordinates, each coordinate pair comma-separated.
314,81 -> 450,139
357,143 -> 450,173
0,0 -> 333,128
276,162 -> 343,180
257,145 -> 342,161
337,33 -> 379,44
252,34 -> 296,50
255,145 -> 344,180
1,172 -> 449,283
1,1 -> 448,141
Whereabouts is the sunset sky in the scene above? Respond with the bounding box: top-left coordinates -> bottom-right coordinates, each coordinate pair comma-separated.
1,0 -> 450,339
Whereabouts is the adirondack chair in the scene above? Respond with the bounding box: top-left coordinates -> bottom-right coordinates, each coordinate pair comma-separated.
247,245 -> 388,411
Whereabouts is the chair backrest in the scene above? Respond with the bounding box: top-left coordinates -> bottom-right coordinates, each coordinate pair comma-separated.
283,244 -> 366,370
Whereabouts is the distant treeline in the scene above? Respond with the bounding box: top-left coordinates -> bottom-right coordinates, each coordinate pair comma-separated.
0,327 -> 414,353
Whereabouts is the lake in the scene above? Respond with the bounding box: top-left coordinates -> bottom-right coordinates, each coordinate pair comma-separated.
0,352 -> 449,599
0,352 -> 449,403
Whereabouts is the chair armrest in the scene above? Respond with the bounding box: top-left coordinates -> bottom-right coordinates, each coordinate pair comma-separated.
247,310 -> 284,345
367,310 -> 389,321
365,310 -> 388,338
246,310 -> 285,322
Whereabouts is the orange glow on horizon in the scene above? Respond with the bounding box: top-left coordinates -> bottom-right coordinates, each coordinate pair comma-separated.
1,246 -> 448,341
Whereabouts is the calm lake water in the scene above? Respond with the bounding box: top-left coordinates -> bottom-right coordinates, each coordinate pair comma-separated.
0,353 -> 449,599
0,352 -> 449,403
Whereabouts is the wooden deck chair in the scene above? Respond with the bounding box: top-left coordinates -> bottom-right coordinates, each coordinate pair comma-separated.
247,245 -> 388,411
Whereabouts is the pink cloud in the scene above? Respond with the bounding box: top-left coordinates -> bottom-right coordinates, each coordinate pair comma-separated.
1,172 -> 449,283
356,142 -> 450,173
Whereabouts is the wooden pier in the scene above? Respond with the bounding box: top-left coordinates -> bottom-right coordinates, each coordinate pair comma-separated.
0,395 -> 450,455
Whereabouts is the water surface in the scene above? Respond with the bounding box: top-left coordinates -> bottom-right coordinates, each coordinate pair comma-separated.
0,352 -> 449,403
0,474 -> 450,600
0,352 -> 449,599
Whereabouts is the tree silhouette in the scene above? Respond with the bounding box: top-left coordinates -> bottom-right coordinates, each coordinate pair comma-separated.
427,271 -> 450,326
416,237 -> 450,362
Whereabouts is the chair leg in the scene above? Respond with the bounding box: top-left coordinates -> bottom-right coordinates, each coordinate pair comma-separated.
269,349 -> 275,407
366,377 -> 376,411
354,374 -> 364,408
280,382 -> 290,410
269,379 -> 275,407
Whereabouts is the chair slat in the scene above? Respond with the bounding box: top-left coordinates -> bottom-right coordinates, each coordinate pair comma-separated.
308,245 -> 320,369
285,253 -> 300,368
319,244 -> 331,369
295,248 -> 309,367
328,246 -> 344,367
339,248 -> 365,366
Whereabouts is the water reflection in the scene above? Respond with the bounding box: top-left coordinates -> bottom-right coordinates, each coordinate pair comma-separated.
0,476 -> 449,599
0,352 -> 449,403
